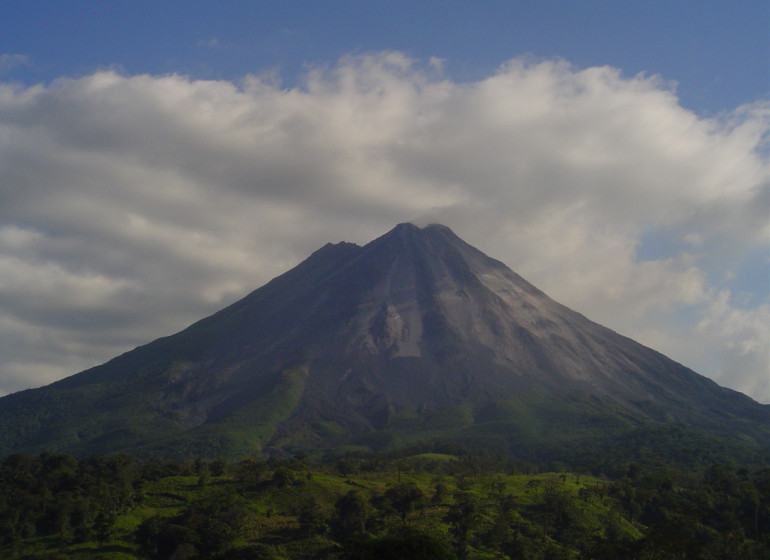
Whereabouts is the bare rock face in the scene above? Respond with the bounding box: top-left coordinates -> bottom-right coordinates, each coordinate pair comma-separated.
0,223 -> 767,459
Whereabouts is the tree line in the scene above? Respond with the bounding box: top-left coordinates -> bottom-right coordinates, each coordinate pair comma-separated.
0,451 -> 768,559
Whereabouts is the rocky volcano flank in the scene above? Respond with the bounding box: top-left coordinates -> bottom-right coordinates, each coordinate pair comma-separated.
0,223 -> 767,460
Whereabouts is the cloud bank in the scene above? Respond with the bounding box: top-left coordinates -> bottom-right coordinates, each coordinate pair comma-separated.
0,53 -> 767,402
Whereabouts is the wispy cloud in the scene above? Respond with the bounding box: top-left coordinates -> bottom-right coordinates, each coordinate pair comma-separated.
0,53 -> 29,72
197,38 -> 220,48
0,53 -> 767,401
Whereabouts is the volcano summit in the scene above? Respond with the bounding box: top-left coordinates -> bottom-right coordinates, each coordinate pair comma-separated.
0,223 -> 767,462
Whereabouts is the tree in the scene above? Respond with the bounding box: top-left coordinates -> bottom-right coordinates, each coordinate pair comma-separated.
297,496 -> 327,537
181,488 -> 247,556
432,480 -> 449,506
235,458 -> 268,487
444,492 -> 481,560
94,512 -> 115,547
136,516 -> 163,559
209,457 -> 228,477
272,466 -> 298,488
383,483 -> 425,528
535,476 -> 574,540
331,490 -> 372,541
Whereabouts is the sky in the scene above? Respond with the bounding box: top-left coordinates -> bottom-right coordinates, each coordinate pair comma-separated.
0,1 -> 768,403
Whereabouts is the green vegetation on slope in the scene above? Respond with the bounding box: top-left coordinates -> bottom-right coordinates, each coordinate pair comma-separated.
0,451 -> 768,559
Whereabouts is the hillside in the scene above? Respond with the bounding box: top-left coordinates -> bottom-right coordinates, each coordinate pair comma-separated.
1,452 -> 768,559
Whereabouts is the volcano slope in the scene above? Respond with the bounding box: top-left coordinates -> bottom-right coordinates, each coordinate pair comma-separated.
0,223 -> 767,466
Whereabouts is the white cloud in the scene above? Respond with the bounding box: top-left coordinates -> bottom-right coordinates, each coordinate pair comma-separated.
0,53 -> 767,402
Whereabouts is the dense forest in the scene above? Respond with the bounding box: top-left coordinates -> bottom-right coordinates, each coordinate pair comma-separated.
0,449 -> 768,559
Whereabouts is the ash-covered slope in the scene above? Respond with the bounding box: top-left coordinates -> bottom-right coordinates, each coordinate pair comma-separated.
0,223 -> 767,460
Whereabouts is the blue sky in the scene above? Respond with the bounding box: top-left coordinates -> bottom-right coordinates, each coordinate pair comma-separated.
0,1 -> 768,402
3,1 -> 767,115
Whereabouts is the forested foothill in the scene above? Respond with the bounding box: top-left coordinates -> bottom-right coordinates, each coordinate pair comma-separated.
0,447 -> 768,559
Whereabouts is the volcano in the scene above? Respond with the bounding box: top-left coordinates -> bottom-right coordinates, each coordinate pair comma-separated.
0,223 -> 767,462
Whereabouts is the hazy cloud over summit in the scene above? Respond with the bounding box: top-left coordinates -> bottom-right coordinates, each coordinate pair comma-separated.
0,53 -> 767,402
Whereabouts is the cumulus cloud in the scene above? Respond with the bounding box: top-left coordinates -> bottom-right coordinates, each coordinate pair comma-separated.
0,52 -> 767,402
